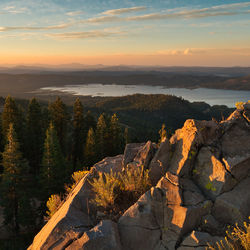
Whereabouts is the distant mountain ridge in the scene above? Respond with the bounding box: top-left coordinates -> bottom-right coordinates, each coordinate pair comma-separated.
1,65 -> 250,77
0,71 -> 250,100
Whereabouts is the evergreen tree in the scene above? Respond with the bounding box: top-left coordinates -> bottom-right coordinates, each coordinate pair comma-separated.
0,113 -> 4,150
72,98 -> 85,169
1,96 -> 23,144
0,124 -> 31,234
84,127 -> 96,167
26,98 -> 44,175
42,106 -> 50,130
48,97 -> 68,155
109,114 -> 123,155
85,110 -> 96,132
40,123 -> 67,197
0,114 -> 4,173
96,114 -> 108,159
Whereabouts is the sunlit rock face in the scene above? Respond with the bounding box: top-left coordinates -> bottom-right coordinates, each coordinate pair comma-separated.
29,102 -> 250,250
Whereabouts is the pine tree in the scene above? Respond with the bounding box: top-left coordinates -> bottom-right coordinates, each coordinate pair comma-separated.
40,123 -> 67,197
48,97 -> 68,155
96,114 -> 108,159
85,110 -> 96,132
1,96 -> 23,144
0,113 -> 4,157
0,124 -> 31,234
72,98 -> 85,169
42,106 -> 50,132
26,98 -> 44,175
84,127 -> 96,167
109,114 -> 123,155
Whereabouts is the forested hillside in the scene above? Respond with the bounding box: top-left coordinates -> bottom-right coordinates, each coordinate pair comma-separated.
0,96 -> 125,248
0,94 -> 234,248
0,71 -> 250,99
79,94 -> 234,141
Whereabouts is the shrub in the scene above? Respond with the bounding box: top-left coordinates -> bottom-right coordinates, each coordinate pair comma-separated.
90,170 -> 122,211
90,165 -> 151,216
45,170 -> 89,220
121,165 -> 151,198
235,102 -> 244,110
46,194 -> 62,219
207,217 -> 250,250
65,170 -> 89,194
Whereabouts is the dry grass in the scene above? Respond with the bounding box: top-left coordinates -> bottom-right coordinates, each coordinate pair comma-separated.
46,170 -> 89,219
65,170 -> 89,195
90,170 -> 122,211
207,217 -> 250,250
46,194 -> 62,219
121,165 -> 151,198
90,165 -> 151,216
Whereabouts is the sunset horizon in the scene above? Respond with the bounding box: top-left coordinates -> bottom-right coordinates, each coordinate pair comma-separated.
1,0 -> 250,66
0,1 -> 250,249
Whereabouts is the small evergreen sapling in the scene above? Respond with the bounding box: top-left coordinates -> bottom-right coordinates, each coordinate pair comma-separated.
40,122 -> 67,197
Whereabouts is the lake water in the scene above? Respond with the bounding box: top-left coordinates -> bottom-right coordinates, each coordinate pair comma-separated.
40,84 -> 250,107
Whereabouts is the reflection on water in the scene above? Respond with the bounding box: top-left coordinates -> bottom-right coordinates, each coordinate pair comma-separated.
40,84 -> 250,107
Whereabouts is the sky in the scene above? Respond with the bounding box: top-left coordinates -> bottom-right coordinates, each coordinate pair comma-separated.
0,0 -> 250,66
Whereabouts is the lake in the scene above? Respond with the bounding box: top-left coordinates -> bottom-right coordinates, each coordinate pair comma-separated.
40,84 -> 250,108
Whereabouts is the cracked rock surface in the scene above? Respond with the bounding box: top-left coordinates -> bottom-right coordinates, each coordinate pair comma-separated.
29,103 -> 250,250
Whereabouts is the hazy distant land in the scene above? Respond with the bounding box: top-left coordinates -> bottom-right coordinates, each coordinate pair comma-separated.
0,66 -> 250,103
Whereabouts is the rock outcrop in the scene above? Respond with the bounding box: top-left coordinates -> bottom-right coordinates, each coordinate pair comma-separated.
29,102 -> 250,250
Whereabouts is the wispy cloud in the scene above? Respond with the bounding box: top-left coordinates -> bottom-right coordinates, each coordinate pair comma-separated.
157,47 -> 250,56
157,48 -> 206,56
47,29 -> 126,40
2,5 -> 28,14
102,6 -> 146,15
87,15 -> 121,23
86,2 -> 250,23
0,23 -> 71,32
0,32 -> 45,40
66,11 -> 84,16
202,2 -> 250,11
127,10 -> 250,21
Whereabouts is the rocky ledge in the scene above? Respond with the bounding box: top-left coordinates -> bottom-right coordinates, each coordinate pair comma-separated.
29,102 -> 250,250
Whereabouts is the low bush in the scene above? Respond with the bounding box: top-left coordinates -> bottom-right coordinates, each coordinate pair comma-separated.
46,194 -> 62,219
207,217 -> 250,250
235,102 -> 245,110
121,165 -> 151,198
90,165 -> 151,217
91,170 -> 122,211
46,170 -> 89,219
65,170 -> 89,195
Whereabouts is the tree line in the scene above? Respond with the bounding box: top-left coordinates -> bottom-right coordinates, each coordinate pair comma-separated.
0,96 -> 126,235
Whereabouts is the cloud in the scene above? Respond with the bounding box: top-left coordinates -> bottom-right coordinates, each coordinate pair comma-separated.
3,6 -> 15,10
86,2 -> 250,23
47,30 -> 125,40
204,2 -> 250,11
1,5 -> 28,14
157,48 -> 250,56
102,6 -> 146,15
66,11 -> 84,16
0,32 -> 45,40
126,10 -> 250,22
157,48 -> 207,56
87,15 -> 121,23
0,23 -> 71,32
